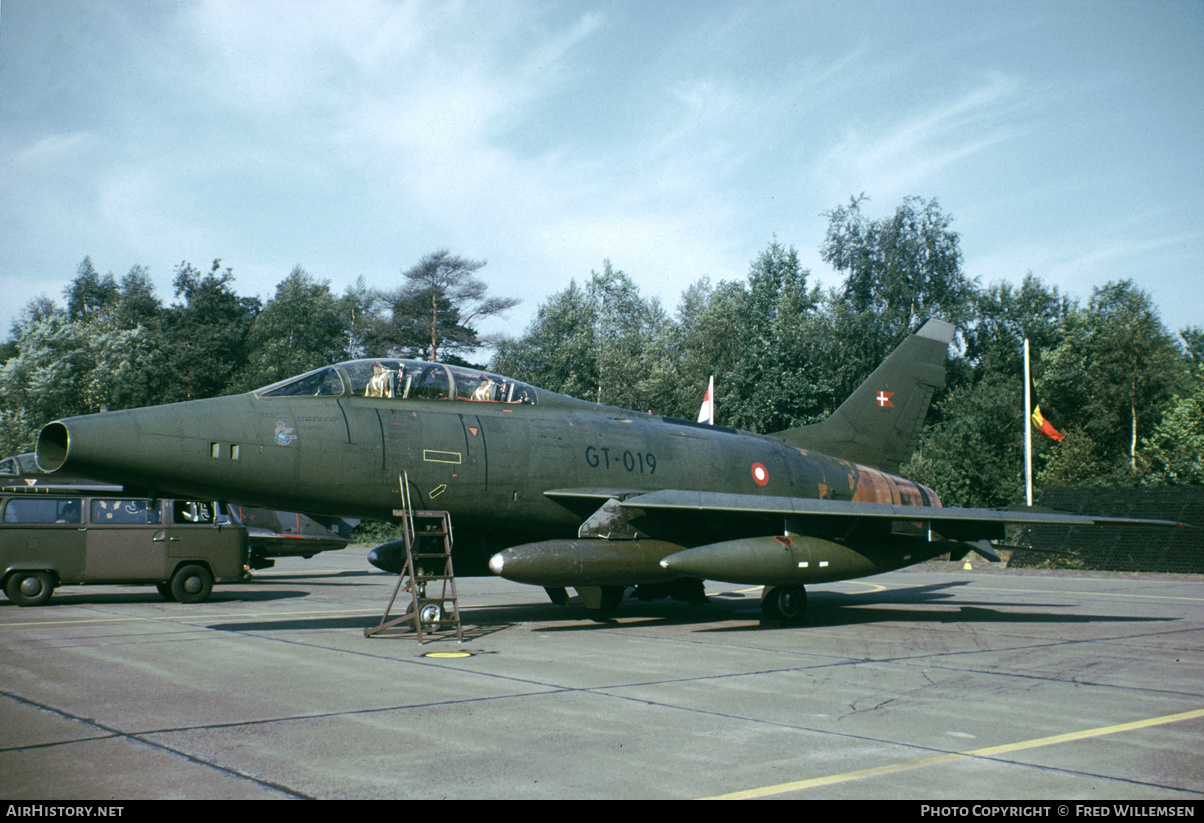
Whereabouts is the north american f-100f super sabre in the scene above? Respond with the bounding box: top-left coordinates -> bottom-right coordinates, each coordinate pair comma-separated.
35,320 -> 1184,622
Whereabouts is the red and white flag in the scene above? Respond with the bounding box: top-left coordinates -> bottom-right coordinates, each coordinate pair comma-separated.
697,375 -> 714,425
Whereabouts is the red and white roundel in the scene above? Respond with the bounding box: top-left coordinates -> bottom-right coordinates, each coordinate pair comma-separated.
751,462 -> 769,486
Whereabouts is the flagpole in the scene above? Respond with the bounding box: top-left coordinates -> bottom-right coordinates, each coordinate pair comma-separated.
1024,338 -> 1033,507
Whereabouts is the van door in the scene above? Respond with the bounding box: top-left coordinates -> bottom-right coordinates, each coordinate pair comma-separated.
166,501 -> 246,578
2,495 -> 87,582
84,498 -> 167,581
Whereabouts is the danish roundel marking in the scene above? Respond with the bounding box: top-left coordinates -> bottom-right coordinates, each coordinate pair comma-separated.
751,462 -> 769,486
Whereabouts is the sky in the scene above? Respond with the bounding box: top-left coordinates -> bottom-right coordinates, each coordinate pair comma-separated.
2,0 -> 1202,348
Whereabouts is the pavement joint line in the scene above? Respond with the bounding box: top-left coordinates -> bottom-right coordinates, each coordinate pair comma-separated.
0,684 -> 583,744
0,689 -> 311,799
703,706 -> 1204,800
879,622 -> 1204,668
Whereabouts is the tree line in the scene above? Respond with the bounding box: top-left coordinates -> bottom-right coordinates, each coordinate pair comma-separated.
0,250 -> 514,458
3,196 -> 1201,509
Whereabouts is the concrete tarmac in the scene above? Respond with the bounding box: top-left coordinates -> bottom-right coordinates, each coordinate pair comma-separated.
2,547 -> 1202,800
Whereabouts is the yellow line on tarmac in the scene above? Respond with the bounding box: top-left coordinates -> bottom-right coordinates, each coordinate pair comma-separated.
833,580 -> 889,593
730,580 -> 890,596
705,707 -> 1204,800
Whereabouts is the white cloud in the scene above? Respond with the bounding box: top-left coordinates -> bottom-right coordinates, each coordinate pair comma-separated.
816,72 -> 1028,202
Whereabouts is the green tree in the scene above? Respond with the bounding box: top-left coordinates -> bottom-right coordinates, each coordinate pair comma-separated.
112,265 -> 162,330
339,276 -> 377,360
63,257 -> 119,321
719,241 -> 826,432
1141,382 -> 1204,484
821,195 -> 975,344
1040,281 -> 1186,476
1180,327 -> 1204,370
903,371 -> 1028,508
903,274 -> 1074,505
963,274 -> 1071,377
233,267 -> 348,391
491,262 -> 667,411
375,250 -> 519,363
492,278 -> 598,399
0,308 -> 163,454
159,259 -> 260,401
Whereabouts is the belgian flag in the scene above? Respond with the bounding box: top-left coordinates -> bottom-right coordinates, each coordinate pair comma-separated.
1031,404 -> 1064,442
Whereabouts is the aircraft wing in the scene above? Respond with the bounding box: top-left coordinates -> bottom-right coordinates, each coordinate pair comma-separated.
608,488 -> 1189,542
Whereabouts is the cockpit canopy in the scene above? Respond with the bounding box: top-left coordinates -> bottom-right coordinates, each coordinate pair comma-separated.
256,359 -> 537,405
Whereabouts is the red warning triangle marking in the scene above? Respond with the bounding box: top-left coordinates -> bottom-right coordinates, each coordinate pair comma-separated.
468,427 -> 479,436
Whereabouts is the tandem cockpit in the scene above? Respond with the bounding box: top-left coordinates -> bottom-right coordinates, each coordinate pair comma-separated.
255,359 -> 538,405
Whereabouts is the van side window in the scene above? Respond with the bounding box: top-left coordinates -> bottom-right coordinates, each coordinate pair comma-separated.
3,497 -> 83,523
90,499 -> 162,525
174,501 -> 216,524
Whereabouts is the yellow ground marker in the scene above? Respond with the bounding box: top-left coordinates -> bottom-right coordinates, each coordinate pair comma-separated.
705,707 -> 1204,800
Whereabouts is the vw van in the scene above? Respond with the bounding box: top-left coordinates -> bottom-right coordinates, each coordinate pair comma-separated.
1,489 -> 248,606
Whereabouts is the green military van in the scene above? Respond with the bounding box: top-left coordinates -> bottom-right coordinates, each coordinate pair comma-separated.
1,489 -> 248,606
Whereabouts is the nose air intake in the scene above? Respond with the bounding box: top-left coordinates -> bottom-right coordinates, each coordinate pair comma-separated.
35,422 -> 70,472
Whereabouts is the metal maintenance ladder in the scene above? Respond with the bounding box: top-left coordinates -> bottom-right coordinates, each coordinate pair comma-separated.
364,471 -> 463,643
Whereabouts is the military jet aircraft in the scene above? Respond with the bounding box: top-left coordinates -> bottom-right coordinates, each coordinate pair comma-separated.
33,320 -> 1184,622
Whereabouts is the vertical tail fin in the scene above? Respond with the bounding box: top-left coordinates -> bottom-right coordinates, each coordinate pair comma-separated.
776,319 -> 954,471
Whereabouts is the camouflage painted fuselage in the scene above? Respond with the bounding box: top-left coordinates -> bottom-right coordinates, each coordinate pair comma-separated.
37,384 -> 939,575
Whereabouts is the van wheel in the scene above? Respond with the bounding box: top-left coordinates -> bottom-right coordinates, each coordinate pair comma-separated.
5,571 -> 55,607
170,564 -> 213,604
156,583 -> 176,602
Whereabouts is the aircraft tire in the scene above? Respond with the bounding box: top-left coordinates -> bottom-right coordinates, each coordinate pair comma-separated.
5,571 -> 55,607
170,564 -> 213,604
762,585 -> 807,625
418,601 -> 443,625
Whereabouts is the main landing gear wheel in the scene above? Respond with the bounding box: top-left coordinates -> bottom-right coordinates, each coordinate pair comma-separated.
761,585 -> 807,625
5,571 -> 55,607
169,564 -> 213,604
